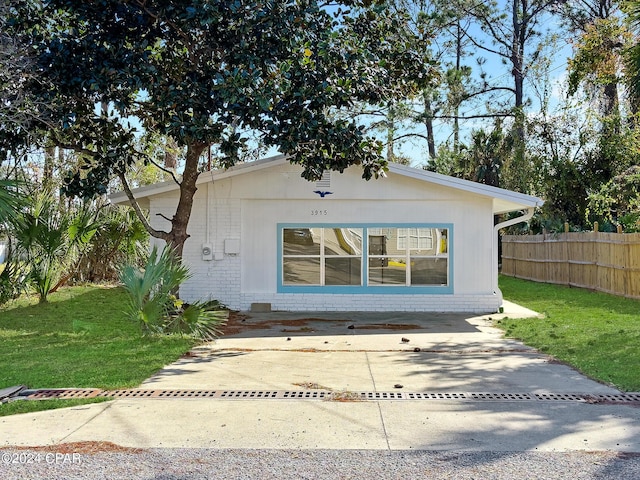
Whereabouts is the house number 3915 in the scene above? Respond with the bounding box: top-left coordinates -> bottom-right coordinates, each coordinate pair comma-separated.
311,209 -> 328,216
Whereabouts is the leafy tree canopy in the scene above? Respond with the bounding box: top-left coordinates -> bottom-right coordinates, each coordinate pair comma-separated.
587,165 -> 640,231
7,0 -> 434,254
0,1 -> 39,163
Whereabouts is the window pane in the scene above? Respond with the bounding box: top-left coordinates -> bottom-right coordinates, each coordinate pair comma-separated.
368,257 -> 406,285
410,257 -> 448,285
283,258 -> 320,285
283,228 -> 320,255
325,258 -> 361,285
324,228 -> 362,255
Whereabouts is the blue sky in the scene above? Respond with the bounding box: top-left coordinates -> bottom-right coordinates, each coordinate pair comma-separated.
387,4 -> 576,167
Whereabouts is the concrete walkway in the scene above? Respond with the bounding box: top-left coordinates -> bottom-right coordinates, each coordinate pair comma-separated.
2,302 -> 640,452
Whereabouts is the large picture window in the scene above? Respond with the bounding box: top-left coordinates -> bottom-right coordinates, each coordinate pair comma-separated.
280,225 -> 451,292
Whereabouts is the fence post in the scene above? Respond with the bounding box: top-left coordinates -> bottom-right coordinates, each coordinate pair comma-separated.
624,234 -> 630,297
617,224 -> 623,234
561,222 -> 571,285
592,222 -> 599,290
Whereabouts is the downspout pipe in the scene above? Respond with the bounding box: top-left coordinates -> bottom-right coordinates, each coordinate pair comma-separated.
492,207 -> 535,307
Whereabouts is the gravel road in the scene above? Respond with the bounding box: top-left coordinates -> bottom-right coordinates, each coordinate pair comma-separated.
2,448 -> 640,479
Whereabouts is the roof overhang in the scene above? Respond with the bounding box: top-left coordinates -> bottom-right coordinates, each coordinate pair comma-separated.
110,155 -> 544,215
387,163 -> 544,214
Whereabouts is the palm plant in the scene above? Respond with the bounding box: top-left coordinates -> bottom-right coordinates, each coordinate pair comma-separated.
120,246 -> 190,333
164,301 -> 227,341
0,180 -> 26,304
0,241 -> 28,304
120,246 -> 226,340
470,121 -> 513,188
12,193 -> 98,302
0,179 -> 24,225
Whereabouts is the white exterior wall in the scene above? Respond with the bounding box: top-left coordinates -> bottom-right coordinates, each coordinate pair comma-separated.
147,163 -> 501,313
242,293 -> 499,313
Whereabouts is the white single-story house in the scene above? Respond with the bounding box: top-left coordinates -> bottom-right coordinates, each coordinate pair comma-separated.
111,155 -> 543,313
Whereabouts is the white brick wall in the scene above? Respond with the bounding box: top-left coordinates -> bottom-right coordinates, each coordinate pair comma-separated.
238,293 -> 500,313
180,196 -> 243,309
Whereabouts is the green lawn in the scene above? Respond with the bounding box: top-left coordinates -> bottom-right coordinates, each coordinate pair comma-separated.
0,285 -> 197,416
498,275 -> 640,392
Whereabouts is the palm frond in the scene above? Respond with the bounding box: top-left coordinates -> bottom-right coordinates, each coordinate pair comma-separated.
0,180 -> 24,227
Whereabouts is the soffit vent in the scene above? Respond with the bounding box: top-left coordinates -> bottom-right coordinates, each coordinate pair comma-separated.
315,171 -> 331,189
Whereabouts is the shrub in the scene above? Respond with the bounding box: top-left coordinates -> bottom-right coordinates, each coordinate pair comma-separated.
119,246 -> 225,340
72,206 -> 148,283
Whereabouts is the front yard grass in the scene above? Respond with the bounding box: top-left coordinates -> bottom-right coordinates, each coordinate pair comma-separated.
0,285 -> 197,416
498,275 -> 640,392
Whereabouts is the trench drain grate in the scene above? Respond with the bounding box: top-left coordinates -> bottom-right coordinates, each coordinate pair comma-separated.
13,389 -> 640,404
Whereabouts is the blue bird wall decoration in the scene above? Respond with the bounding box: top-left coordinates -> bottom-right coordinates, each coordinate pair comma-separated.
313,191 -> 333,197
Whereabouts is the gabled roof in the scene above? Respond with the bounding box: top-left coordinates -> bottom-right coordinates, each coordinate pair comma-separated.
109,154 -> 543,214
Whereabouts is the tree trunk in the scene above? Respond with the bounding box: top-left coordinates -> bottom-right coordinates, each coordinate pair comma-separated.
453,20 -> 462,154
510,0 -> 527,193
386,101 -> 395,162
43,144 -> 55,190
165,142 -> 206,258
511,0 -> 525,120
120,141 -> 206,261
424,95 -> 436,159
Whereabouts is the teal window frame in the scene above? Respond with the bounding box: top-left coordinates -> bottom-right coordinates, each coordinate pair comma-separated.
277,223 -> 453,294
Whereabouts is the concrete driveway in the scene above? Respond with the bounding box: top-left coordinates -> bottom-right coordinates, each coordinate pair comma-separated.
2,301 -> 640,452
140,304 -> 617,395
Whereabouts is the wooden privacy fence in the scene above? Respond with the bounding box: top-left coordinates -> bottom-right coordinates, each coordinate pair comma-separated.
501,231 -> 640,299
